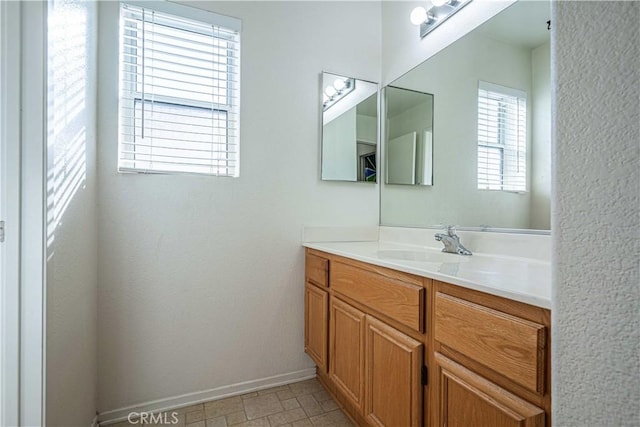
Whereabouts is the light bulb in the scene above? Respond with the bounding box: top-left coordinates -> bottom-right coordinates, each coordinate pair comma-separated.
325,86 -> 337,97
410,6 -> 428,26
432,0 -> 448,7
323,94 -> 329,103
333,79 -> 346,92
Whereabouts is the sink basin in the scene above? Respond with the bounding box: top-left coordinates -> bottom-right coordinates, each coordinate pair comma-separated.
376,249 -> 470,263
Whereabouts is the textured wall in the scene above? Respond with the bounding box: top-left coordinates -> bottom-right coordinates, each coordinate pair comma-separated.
97,1 -> 380,413
553,1 -> 639,424
45,0 -> 98,425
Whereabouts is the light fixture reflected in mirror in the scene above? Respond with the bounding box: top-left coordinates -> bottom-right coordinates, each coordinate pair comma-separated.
323,77 -> 355,111
321,72 -> 378,183
410,0 -> 473,39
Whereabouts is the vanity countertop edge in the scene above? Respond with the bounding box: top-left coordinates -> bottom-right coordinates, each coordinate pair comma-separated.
303,240 -> 551,310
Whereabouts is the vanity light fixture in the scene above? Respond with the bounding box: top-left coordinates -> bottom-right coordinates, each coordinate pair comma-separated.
410,0 -> 473,39
322,77 -> 355,111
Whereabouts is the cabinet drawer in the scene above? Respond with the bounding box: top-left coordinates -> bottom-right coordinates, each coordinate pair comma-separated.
435,292 -> 546,394
435,353 -> 545,427
306,252 -> 329,288
331,261 -> 424,332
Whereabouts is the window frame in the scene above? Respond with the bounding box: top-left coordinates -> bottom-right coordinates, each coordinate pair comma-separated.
476,80 -> 527,193
118,1 -> 241,176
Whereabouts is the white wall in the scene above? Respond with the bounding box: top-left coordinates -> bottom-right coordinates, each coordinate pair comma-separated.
530,42 -> 550,230
46,0 -> 98,425
381,32 -> 533,228
97,1 -> 380,413
552,1 -> 639,424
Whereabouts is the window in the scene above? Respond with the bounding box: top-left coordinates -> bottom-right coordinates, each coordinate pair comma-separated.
477,81 -> 527,192
119,2 -> 240,176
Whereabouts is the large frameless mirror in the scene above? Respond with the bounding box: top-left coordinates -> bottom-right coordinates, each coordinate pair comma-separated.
381,0 -> 551,232
321,72 -> 378,182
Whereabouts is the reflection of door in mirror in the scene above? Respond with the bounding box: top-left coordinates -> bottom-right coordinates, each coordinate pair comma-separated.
387,132 -> 416,185
321,72 -> 378,182
385,86 -> 434,186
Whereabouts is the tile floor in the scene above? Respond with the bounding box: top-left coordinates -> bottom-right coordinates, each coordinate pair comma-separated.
108,378 -> 354,427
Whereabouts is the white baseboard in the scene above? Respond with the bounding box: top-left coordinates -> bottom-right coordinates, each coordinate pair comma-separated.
98,368 -> 316,425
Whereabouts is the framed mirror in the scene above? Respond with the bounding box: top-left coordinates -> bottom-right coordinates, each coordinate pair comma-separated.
381,0 -> 551,232
385,86 -> 434,186
321,72 -> 378,182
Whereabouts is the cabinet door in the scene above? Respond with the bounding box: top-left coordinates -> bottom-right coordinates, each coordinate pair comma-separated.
330,298 -> 366,412
435,353 -> 545,427
305,284 -> 328,372
365,316 -> 423,427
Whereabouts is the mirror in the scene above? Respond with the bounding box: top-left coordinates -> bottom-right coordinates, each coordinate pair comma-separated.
321,72 -> 378,182
385,86 -> 434,186
381,0 -> 551,231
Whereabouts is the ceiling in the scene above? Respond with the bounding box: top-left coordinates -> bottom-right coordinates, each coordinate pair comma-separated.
386,87 -> 432,118
477,1 -> 551,49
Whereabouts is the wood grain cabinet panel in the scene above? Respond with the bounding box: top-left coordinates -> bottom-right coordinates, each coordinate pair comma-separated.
304,284 -> 328,372
435,353 -> 545,427
331,261 -> 424,332
365,316 -> 423,427
306,252 -> 329,288
435,292 -> 546,393
330,298 -> 366,413
304,251 -> 551,427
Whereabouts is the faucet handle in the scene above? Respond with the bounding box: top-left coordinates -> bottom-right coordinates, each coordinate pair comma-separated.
445,225 -> 456,236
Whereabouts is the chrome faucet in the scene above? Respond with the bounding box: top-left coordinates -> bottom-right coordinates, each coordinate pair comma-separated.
434,226 -> 472,255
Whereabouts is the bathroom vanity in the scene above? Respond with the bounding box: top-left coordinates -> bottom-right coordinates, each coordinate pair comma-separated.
303,241 -> 551,427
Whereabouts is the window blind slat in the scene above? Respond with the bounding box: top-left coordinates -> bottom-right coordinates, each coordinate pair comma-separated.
121,54 -> 239,76
118,2 -> 240,176
121,142 -> 238,152
120,77 -> 232,100
121,33 -> 238,60
120,150 -> 237,163
119,113 -> 239,128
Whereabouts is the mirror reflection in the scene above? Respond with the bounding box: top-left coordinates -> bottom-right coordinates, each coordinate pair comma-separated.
381,0 -> 551,231
385,86 -> 434,186
321,72 -> 378,182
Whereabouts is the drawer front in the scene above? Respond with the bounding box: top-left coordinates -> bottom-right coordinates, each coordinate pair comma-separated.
435,292 -> 546,394
331,261 -> 424,332
306,252 -> 329,288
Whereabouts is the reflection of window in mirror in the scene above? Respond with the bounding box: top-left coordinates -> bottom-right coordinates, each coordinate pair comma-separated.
477,81 -> 527,192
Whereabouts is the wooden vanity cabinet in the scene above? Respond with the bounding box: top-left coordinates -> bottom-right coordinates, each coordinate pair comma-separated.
305,249 -> 426,427
365,315 -> 422,427
435,353 -> 545,427
329,295 -> 424,427
304,284 -> 328,372
303,249 -> 552,427
329,297 -> 366,412
304,252 -> 329,372
430,281 -> 551,427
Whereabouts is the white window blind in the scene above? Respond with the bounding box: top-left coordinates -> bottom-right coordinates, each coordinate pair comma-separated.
477,81 -> 527,192
118,2 -> 240,176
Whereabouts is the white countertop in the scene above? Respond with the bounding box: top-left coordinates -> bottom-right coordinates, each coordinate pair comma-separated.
303,240 -> 551,309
